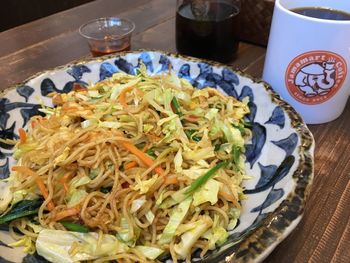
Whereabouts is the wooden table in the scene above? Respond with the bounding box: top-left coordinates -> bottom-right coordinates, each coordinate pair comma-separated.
0,1 -> 349,262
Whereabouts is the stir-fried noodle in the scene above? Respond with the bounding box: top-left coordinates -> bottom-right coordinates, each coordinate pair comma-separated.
0,66 -> 251,263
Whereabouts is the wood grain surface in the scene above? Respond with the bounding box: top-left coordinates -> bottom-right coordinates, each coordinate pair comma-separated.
0,1 -> 349,262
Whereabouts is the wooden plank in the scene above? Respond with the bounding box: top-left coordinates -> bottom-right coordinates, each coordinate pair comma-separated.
241,53 -> 265,77
331,215 -> 350,262
230,44 -> 266,75
132,17 -> 176,52
0,0 -> 176,89
0,0 -> 94,32
0,0 -> 149,57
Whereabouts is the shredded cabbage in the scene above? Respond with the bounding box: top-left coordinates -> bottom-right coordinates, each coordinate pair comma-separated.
202,214 -> 229,249
36,230 -> 128,263
0,181 -> 12,213
116,217 -> 140,247
135,245 -> 164,260
158,196 -> 192,245
53,147 -> 70,167
193,179 -> 221,206
133,175 -> 158,194
173,216 -> 213,259
130,196 -> 146,213
67,189 -> 87,208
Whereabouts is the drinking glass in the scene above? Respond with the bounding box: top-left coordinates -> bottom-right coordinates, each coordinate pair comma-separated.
79,17 -> 135,57
176,0 -> 241,63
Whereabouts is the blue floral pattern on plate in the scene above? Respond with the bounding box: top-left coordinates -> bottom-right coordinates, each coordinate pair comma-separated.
0,51 -> 314,263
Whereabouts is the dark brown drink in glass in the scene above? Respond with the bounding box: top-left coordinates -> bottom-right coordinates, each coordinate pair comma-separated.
176,0 -> 241,63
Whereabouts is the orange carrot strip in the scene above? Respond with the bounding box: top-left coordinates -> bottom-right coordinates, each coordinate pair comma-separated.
164,176 -> 178,186
146,133 -> 161,142
124,161 -> 138,171
52,94 -> 64,105
73,83 -> 87,92
119,86 -> 135,109
59,174 -> 71,193
141,143 -> 149,152
39,117 -> 47,123
185,115 -> 199,123
63,183 -> 69,193
54,207 -> 80,221
218,190 -> 241,209
62,106 -> 79,111
33,117 -> 47,128
119,141 -> 164,176
38,118 -> 47,128
18,128 -> 27,144
11,166 -> 55,210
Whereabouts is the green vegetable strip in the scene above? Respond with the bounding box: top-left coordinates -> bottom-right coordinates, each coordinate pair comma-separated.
184,130 -> 201,142
241,119 -> 252,128
100,187 -> 112,193
232,123 -> 246,136
214,144 -> 221,151
0,199 -> 43,224
185,161 -> 227,194
146,148 -> 156,158
171,97 -> 183,117
232,146 -> 241,167
60,221 -> 89,233
171,97 -> 202,142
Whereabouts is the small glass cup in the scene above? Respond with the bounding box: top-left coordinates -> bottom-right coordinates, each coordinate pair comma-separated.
79,17 -> 135,57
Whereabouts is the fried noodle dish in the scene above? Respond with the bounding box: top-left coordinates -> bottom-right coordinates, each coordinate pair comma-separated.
0,66 -> 251,263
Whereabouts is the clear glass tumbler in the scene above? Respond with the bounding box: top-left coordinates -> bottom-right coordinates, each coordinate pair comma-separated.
176,0 -> 241,63
79,17 -> 135,57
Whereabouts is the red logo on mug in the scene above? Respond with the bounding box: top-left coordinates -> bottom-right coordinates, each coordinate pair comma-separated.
285,50 -> 347,105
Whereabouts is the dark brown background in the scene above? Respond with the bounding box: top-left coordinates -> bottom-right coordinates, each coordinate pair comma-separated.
0,1 -> 349,262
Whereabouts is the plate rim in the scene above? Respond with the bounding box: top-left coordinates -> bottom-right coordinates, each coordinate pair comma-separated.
0,49 -> 315,263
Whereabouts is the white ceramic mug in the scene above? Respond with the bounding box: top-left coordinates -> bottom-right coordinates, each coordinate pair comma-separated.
263,0 -> 350,124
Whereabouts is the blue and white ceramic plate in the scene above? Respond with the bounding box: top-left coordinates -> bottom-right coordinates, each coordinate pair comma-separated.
0,50 -> 314,263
